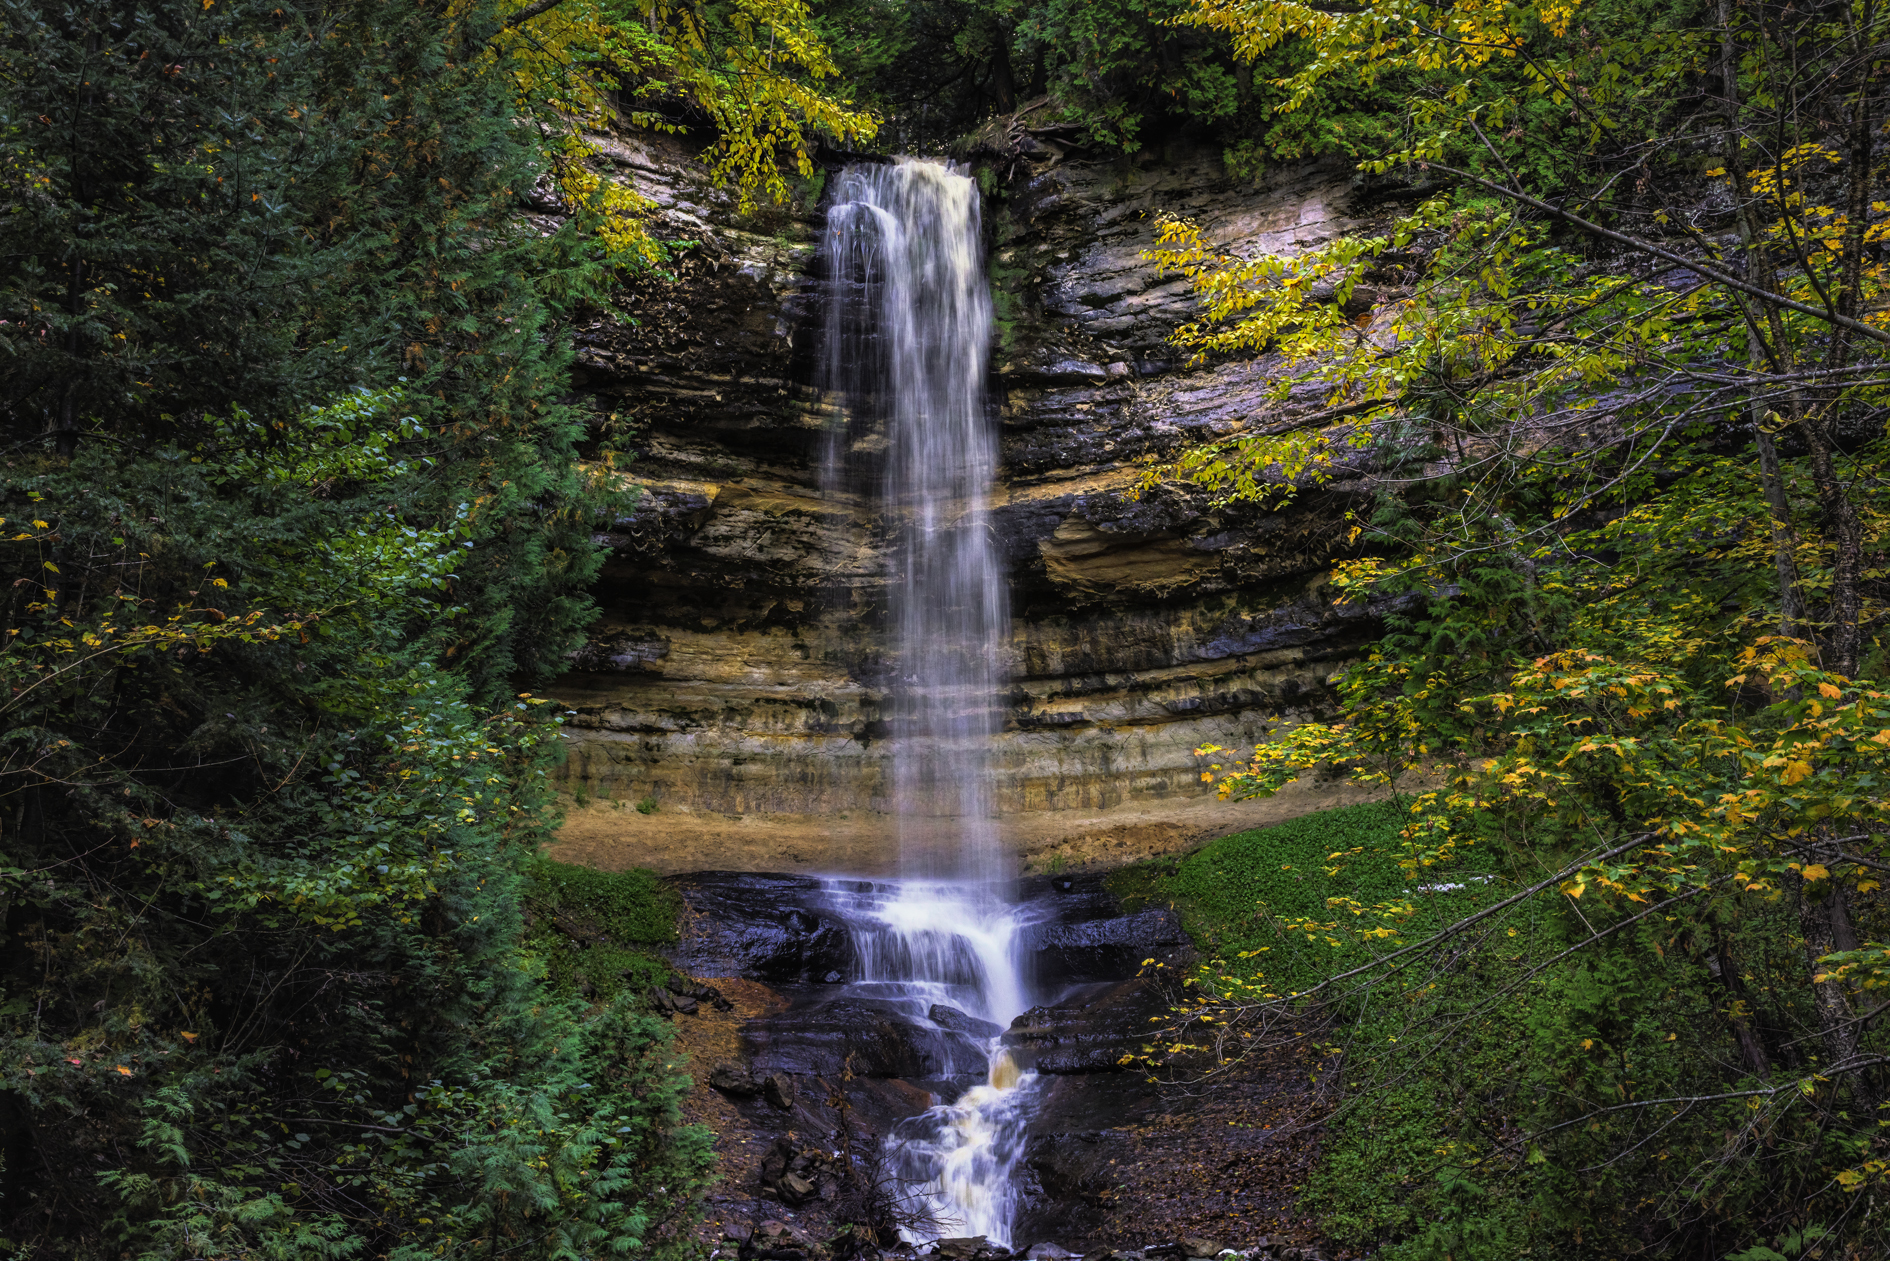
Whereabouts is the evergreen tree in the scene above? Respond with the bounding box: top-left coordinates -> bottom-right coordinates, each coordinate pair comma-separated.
0,2 -> 710,1257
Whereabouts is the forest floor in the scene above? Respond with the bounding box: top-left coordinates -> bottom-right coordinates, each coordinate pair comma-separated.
1070,1043 -> 1339,1256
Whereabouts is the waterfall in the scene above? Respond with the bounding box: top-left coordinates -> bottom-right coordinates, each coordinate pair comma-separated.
821,159 -> 1008,880
819,161 -> 1033,1245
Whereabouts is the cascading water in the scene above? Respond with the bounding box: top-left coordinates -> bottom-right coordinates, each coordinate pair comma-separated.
818,161 -> 1033,1244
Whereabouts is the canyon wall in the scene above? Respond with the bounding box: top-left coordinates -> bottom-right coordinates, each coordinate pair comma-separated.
546,128 -> 1394,874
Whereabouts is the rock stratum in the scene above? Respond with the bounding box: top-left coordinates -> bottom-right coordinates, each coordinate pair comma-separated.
546,128 -> 1394,873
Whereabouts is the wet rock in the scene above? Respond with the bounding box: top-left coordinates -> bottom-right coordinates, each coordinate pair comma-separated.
1026,1246 -> 1077,1261
709,1061 -> 763,1095
747,997 -> 987,1078
743,1226 -> 811,1261
762,1071 -> 796,1111
665,873 -> 852,983
757,1137 -> 848,1210
929,1004 -> 1003,1038
935,1240 -> 988,1260
649,986 -> 699,1016
1022,907 -> 1189,985
1013,874 -> 1191,985
670,974 -> 734,1011
1004,976 -> 1172,1074
758,1138 -> 794,1186
1181,1242 -> 1224,1259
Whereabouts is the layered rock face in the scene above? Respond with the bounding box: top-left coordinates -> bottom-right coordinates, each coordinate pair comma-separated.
548,130 -> 1390,871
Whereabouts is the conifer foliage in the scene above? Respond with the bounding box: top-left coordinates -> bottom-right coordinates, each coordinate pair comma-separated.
0,2 -> 714,1256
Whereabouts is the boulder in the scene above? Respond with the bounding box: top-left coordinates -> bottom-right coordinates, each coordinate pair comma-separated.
669,974 -> 734,1011
1181,1242 -> 1224,1259
1004,976 -> 1172,1074
648,986 -> 698,1016
746,997 -> 988,1079
708,1061 -> 762,1095
929,1004 -> 1003,1039
1026,1246 -> 1078,1260
1013,874 -> 1190,985
664,873 -> 852,983
761,1071 -> 796,1111
935,1240 -> 988,1260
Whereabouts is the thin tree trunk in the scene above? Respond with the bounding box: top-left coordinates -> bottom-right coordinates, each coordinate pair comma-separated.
1716,0 -> 1804,636
1704,937 -> 1772,1076
1796,874 -> 1860,1071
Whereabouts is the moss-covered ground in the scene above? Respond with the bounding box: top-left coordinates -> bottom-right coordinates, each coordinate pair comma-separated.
524,856 -> 681,1001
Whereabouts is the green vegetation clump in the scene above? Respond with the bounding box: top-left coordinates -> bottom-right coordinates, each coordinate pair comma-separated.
1125,797 -> 1884,1259
0,1 -> 744,1254
525,860 -> 680,1002
1111,803 -> 1493,990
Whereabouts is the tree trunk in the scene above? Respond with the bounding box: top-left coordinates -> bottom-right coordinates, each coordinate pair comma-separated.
1796,875 -> 1860,1071
1715,0 -> 1804,638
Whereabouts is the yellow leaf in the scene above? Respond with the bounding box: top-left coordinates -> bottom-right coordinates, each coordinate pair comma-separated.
1780,760 -> 1814,785
1802,864 -> 1829,881
114,1066 -> 132,1076
1564,882 -> 1586,899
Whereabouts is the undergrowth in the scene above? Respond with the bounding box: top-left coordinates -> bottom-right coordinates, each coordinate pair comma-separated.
524,858 -> 681,1001
1109,802 -> 1867,1258
1108,801 -> 1495,991
1109,804 -> 1538,1257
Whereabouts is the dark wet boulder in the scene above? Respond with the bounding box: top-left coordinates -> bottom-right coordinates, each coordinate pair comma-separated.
745,997 -> 987,1078
1004,976 -> 1171,1074
762,1071 -> 796,1110
1023,907 -> 1189,984
648,986 -> 698,1016
709,1061 -> 763,1095
669,974 -> 734,1010
664,872 -> 852,983
929,1004 -> 1003,1039
756,1138 -> 843,1209
1013,873 -> 1190,985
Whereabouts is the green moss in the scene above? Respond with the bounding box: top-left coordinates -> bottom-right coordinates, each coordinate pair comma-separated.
1109,801 -> 1493,992
524,858 -> 680,1001
527,857 -> 679,943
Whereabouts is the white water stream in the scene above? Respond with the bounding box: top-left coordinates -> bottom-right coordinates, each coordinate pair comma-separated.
818,161 -> 1033,1244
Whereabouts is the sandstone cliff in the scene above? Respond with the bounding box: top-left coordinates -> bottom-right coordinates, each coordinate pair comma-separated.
546,128 -> 1393,873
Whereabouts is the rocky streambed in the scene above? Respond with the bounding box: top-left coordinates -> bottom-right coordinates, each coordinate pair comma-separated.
650,871 -> 1338,1255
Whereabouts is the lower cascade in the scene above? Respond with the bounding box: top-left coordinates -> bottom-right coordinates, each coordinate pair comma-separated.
821,880 -> 1040,1242
818,160 -> 1029,1243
